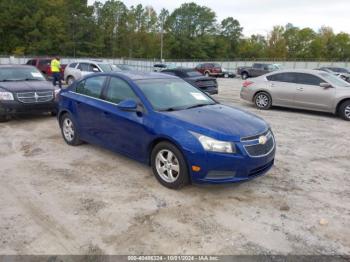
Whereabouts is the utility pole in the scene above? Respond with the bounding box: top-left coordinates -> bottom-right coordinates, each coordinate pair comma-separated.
160,20 -> 164,62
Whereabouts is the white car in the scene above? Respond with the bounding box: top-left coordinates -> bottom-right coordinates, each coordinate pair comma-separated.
64,61 -> 114,85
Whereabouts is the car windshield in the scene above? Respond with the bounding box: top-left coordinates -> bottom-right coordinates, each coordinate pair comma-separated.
0,67 -> 45,81
136,78 -> 216,111
185,70 -> 202,77
320,72 -> 350,87
98,64 -> 113,72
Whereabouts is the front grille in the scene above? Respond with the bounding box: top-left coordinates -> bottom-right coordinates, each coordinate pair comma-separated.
16,91 -> 54,103
244,131 -> 275,157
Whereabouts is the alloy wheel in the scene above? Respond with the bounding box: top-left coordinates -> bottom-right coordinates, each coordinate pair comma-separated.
345,105 -> 350,119
256,94 -> 269,108
62,118 -> 75,142
155,149 -> 180,183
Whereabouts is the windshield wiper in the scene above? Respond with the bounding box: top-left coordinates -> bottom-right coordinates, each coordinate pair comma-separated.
159,107 -> 180,112
185,103 -> 215,110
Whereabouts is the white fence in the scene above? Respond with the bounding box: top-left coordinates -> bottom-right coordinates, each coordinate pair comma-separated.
1,56 -> 349,72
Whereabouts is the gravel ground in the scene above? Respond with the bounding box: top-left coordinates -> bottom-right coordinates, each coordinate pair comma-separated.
0,78 -> 349,255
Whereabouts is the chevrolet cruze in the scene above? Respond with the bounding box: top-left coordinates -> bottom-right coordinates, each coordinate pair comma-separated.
58,72 -> 276,189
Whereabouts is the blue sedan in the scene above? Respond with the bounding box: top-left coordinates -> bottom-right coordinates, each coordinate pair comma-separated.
57,72 -> 276,189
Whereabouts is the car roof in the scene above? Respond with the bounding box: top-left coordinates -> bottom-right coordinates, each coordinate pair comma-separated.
70,60 -> 105,64
163,67 -> 196,72
267,69 -> 325,75
0,64 -> 35,68
107,71 -> 177,81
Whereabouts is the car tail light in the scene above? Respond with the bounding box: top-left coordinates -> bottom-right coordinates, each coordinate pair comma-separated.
243,80 -> 254,88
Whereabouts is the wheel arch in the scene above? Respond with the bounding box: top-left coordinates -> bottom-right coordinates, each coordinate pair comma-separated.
336,98 -> 350,114
147,136 -> 186,166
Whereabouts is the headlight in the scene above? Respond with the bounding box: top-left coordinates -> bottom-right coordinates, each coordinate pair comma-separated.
0,92 -> 14,101
192,133 -> 236,154
54,89 -> 61,98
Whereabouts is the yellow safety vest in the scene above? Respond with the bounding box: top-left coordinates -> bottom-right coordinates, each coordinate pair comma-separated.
51,59 -> 61,72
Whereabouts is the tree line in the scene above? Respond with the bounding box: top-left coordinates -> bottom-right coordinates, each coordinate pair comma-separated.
0,0 -> 349,61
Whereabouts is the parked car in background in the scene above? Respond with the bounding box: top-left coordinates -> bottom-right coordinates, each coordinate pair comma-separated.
64,61 -> 114,85
240,69 -> 350,121
0,65 -> 59,122
26,58 -> 66,79
58,71 -> 275,189
153,63 -> 177,72
317,67 -> 350,82
112,64 -> 133,71
221,68 -> 236,78
161,68 -> 218,95
195,63 -> 224,77
237,63 -> 279,79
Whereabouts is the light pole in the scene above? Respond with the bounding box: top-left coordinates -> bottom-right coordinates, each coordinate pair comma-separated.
160,20 -> 164,61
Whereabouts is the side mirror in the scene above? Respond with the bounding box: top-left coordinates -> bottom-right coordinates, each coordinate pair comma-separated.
320,82 -> 333,88
117,99 -> 138,111
92,67 -> 99,73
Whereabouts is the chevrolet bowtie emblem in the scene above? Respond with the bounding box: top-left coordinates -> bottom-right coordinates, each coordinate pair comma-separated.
259,135 -> 267,145
34,92 -> 39,102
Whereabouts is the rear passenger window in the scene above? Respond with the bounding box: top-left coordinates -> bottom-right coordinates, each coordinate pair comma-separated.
295,73 -> 323,86
267,73 -> 296,83
76,76 -> 106,98
105,77 -> 138,104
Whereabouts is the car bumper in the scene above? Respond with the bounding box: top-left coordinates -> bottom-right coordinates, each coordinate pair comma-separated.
0,100 -> 57,115
240,88 -> 254,102
185,136 -> 276,184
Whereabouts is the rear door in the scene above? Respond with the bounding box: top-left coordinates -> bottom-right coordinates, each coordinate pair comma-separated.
266,73 -> 298,107
293,73 -> 335,111
74,75 -> 108,143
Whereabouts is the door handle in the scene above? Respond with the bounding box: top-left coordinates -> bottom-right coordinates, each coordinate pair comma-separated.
102,111 -> 110,117
297,87 -> 304,91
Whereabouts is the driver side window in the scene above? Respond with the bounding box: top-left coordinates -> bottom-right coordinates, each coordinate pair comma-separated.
105,77 -> 138,104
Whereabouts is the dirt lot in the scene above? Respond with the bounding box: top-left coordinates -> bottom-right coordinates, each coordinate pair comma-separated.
0,78 -> 349,255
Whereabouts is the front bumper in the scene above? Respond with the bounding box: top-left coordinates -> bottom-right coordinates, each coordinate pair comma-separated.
0,100 -> 57,115
186,133 -> 276,184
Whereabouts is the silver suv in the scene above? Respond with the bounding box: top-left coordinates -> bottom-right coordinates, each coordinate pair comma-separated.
240,69 -> 350,121
64,61 -> 114,85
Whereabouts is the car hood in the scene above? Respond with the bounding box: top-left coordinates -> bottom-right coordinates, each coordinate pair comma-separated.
0,81 -> 54,92
160,104 -> 269,141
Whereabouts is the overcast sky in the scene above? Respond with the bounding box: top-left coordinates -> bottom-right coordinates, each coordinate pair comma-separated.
88,0 -> 350,36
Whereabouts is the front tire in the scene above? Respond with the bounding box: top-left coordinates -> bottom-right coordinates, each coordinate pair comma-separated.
151,142 -> 189,189
242,72 -> 249,80
0,114 -> 10,122
59,113 -> 82,146
254,92 -> 272,110
339,100 -> 350,121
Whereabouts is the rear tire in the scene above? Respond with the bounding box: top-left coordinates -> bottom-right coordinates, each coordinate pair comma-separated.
205,71 -> 210,77
59,113 -> 83,146
151,142 -> 189,189
254,92 -> 272,110
339,100 -> 350,121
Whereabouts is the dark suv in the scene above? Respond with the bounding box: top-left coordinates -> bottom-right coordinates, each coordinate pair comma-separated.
195,63 -> 223,77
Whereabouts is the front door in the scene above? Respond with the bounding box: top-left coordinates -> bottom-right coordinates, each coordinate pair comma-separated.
99,76 -> 152,160
293,73 -> 335,111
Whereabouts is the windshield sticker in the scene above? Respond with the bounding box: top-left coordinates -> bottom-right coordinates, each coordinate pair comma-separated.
190,92 -> 207,101
31,72 -> 42,78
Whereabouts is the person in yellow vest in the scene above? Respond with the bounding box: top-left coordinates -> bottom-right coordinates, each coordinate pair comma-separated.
51,56 -> 62,88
